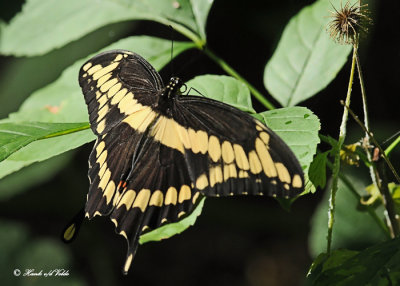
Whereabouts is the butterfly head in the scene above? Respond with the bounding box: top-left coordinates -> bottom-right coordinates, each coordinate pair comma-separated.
163,77 -> 183,98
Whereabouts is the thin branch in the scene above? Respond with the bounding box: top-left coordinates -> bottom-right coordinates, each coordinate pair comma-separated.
327,43 -> 358,254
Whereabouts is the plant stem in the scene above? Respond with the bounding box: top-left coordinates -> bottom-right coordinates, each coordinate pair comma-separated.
385,135 -> 400,157
203,48 -> 276,110
325,160 -> 391,238
355,50 -> 379,184
327,43 -> 358,254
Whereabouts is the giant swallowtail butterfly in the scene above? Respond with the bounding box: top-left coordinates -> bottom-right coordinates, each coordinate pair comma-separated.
63,49 -> 304,274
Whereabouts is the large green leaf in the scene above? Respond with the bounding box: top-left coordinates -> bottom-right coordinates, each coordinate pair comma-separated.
0,0 -> 213,56
0,36 -> 194,179
306,238 -> 400,285
186,75 -> 256,114
260,107 -> 321,193
0,122 -> 89,162
264,0 -> 352,107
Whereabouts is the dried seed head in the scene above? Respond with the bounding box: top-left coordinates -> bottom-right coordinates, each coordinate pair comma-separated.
327,1 -> 372,45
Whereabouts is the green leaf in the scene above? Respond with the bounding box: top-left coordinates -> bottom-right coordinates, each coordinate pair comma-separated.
307,238 -> 400,285
140,196 -> 205,244
264,0 -> 352,107
259,107 -> 321,193
0,130 -> 94,180
0,36 -> 194,179
309,151 -> 329,189
186,75 -> 256,114
0,0 -> 212,56
308,174 -> 386,258
190,0 -> 214,39
0,122 -> 89,162
0,152 -> 73,201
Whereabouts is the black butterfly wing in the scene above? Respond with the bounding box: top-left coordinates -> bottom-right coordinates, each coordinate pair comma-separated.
79,49 -> 163,135
168,96 -> 304,198
109,129 -> 202,273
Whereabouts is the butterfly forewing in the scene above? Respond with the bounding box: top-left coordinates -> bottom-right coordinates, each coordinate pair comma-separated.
77,49 -> 304,275
79,50 -> 163,135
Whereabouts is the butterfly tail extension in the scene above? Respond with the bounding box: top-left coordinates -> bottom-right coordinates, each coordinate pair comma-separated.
61,208 -> 85,243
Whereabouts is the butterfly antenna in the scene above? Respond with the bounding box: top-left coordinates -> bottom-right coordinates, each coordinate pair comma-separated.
169,25 -> 175,77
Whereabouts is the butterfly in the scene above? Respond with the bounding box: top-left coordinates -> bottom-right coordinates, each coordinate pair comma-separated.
62,49 -> 304,274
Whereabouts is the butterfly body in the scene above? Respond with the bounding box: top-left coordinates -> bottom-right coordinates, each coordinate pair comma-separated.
71,49 -> 304,274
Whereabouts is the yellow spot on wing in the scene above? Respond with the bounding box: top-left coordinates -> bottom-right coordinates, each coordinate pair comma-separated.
98,163 -> 107,178
97,94 -> 108,110
222,141 -> 235,164
208,135 -> 221,162
239,170 -> 249,178
195,174 -> 208,190
118,94 -> 141,115
178,211 -> 186,218
192,192 -> 200,204
96,141 -> 105,157
97,103 -> 109,122
97,119 -> 106,134
133,189 -> 151,211
233,144 -> 250,170
175,124 -> 191,149
249,150 -> 262,174
152,117 -> 184,154
292,174 -> 303,188
209,166 -> 223,187
223,163 -> 237,180
114,54 -> 123,61
96,150 -> 107,166
255,138 -> 277,177
82,62 -> 92,71
275,162 -> 291,183
111,88 -> 128,105
178,185 -> 191,203
122,106 -> 157,132
99,168 -> 111,190
149,190 -> 164,207
92,62 -> 119,80
165,187 -> 178,205
108,82 -> 122,98
259,132 -> 270,144
100,78 -> 118,93
104,181 -> 116,204
118,189 -> 136,210
97,73 -> 112,87
87,64 -> 101,75
197,130 -> 208,154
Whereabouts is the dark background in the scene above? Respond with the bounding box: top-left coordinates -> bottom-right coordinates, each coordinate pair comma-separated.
0,0 -> 399,285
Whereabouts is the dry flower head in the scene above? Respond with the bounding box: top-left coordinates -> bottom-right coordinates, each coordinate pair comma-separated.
327,1 -> 372,45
